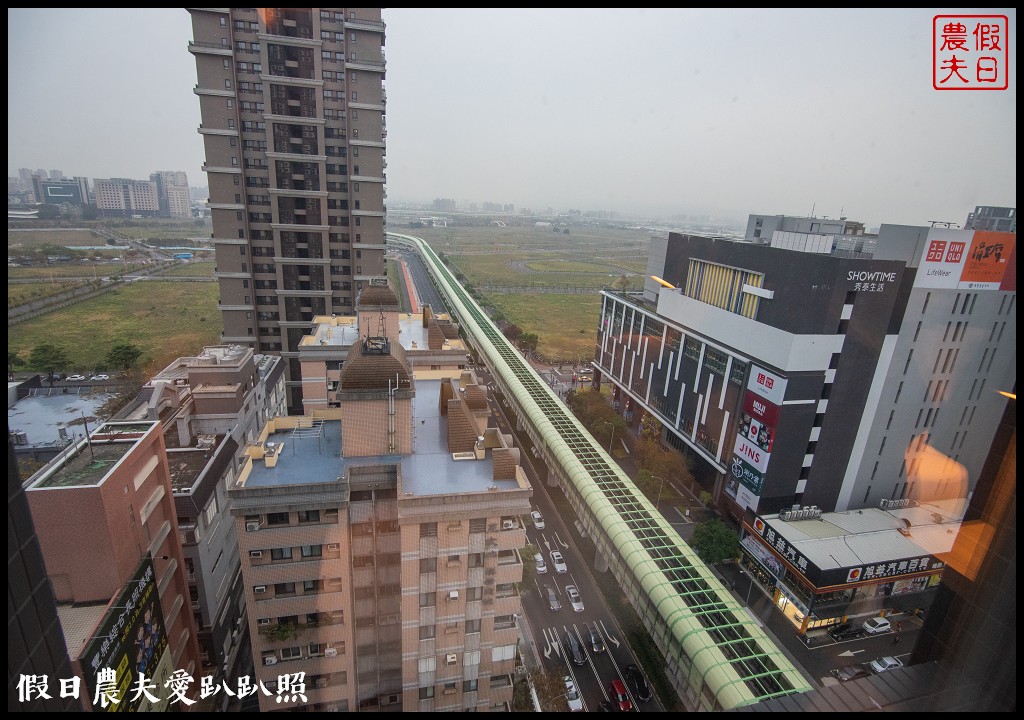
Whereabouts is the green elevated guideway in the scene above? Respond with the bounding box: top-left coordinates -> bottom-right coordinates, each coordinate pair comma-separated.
389,233 -> 811,710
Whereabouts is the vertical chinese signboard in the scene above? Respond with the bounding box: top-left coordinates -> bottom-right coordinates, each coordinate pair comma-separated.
726,365 -> 787,512
80,555 -> 174,712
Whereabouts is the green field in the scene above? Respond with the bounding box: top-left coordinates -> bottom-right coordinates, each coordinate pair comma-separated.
487,292 -> 601,362
156,261 -> 216,277
7,229 -> 107,248
9,281 -> 221,374
8,281 -> 90,306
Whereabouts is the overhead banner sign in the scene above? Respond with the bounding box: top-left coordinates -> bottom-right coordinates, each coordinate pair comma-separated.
916,228 -> 1016,291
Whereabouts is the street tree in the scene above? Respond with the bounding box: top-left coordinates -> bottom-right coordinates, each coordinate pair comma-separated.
106,342 -> 144,371
8,351 -> 26,381
690,518 -> 740,565
29,343 -> 71,386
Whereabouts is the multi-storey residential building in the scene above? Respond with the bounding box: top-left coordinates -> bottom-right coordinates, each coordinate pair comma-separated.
596,220 -> 1015,522
114,346 -> 286,696
188,7 -> 389,412
92,177 -> 160,217
23,421 -> 203,709
231,329 -> 532,711
964,205 -> 1016,234
151,170 -> 192,218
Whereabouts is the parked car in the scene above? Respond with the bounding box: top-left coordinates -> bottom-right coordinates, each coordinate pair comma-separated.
828,622 -> 866,641
563,677 -> 583,712
862,616 -> 892,635
90,374 -> 110,381
870,656 -> 904,673
587,623 -> 606,654
831,663 -> 873,682
66,374 -> 87,382
531,510 -> 545,529
535,553 -> 548,574
550,550 -> 568,574
545,585 -> 562,612
624,663 -> 653,702
566,584 -> 585,613
607,678 -> 632,712
565,631 -> 586,666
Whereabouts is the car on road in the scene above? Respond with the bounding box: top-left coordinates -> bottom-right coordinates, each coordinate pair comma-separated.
831,663 -> 872,682
545,585 -> 562,612
563,677 -> 583,712
90,374 -> 110,381
565,631 -> 586,666
586,623 -> 606,654
566,585 -> 584,613
862,616 -> 892,635
870,656 -> 904,673
607,678 -> 632,712
66,374 -> 87,382
531,510 -> 545,529
624,663 -> 653,702
550,550 -> 568,574
828,622 -> 866,641
535,553 -> 548,574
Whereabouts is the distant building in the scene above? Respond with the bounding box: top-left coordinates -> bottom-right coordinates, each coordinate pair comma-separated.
433,198 -> 457,212
150,171 -> 192,218
743,212 -> 868,245
964,205 -> 1016,234
31,176 -> 91,206
92,177 -> 160,217
24,421 -> 203,709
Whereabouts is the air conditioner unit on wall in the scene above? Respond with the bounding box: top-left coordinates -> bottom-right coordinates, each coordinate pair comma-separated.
446,653 -> 458,665
254,585 -> 267,594
327,543 -> 340,551
502,519 -> 515,530
258,618 -> 271,626
448,589 -> 459,601
246,521 -> 261,532
249,550 -> 263,558
264,656 -> 278,666
324,647 -> 338,658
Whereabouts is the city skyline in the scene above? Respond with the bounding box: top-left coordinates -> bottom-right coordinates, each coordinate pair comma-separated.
7,8 -> 1016,227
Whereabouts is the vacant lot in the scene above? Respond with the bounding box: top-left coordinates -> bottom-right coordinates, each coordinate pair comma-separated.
8,280 -> 90,306
9,281 -> 220,374
156,261 -> 216,277
8,229 -> 107,248
402,223 -> 652,360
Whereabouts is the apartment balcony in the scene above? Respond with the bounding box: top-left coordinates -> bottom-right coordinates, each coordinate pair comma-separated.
188,40 -> 232,56
213,270 -> 252,279
217,302 -> 255,312
251,590 -> 346,617
200,164 -> 242,175
346,57 -> 385,73
258,73 -> 323,88
220,335 -> 257,345
253,652 -> 349,680
256,32 -> 321,48
345,17 -> 385,33
193,84 -> 234,98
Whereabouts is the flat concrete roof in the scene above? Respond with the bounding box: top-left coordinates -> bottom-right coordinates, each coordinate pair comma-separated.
242,379 -> 512,496
8,390 -> 116,447
304,313 -> 465,352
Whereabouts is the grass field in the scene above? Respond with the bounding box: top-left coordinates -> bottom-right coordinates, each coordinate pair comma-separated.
9,281 -> 221,374
155,261 -> 216,277
8,263 -> 135,280
488,292 -> 601,361
7,229 -> 108,248
8,281 -> 90,306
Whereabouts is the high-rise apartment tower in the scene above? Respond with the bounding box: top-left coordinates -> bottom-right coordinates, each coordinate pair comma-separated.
188,8 -> 388,411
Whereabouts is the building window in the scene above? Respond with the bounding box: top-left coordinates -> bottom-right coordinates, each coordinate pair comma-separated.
466,620 -> 481,634
419,592 -> 435,608
418,687 -> 435,700
419,625 -> 435,640
420,522 -> 437,537
301,544 -> 322,558
298,510 -> 320,523
274,582 -> 296,596
267,512 -> 289,525
467,586 -> 483,602
419,558 -> 436,574
271,547 -> 293,561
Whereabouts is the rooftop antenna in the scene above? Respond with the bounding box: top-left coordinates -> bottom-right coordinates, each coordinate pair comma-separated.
810,202 -> 816,218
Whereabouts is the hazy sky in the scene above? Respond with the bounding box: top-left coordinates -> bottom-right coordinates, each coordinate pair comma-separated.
8,8 -> 1016,227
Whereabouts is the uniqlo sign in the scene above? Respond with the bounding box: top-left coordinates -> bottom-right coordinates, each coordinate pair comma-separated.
933,15 -> 1009,90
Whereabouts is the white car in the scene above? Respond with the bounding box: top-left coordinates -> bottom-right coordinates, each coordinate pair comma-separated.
566,584 -> 584,613
66,374 -> 87,382
531,510 -> 545,529
534,553 -> 548,574
563,676 -> 583,712
91,374 -> 110,381
550,550 -> 568,574
862,616 -> 892,635
869,656 -> 904,673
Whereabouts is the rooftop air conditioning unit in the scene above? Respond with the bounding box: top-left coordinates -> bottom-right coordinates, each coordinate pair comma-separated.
502,520 -> 515,530
324,647 -> 338,658
446,653 -> 458,665
264,656 -> 278,666
448,589 -> 459,601
249,550 -> 263,558
246,521 -> 261,532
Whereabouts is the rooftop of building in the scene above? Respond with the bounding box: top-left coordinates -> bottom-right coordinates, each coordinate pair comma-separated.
28,421 -> 157,489
8,388 -> 117,448
237,379 -> 515,497
56,602 -> 111,661
302,312 -> 466,353
755,500 -> 967,573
